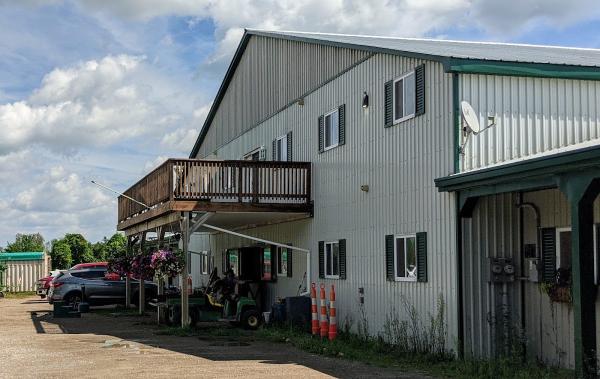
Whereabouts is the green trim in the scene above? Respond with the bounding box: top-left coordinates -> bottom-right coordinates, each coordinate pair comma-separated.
436,144 -> 600,193
452,73 -> 460,174
0,252 -> 44,261
445,58 -> 600,81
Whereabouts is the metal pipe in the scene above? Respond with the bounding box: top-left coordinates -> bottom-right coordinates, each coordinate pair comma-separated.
91,180 -> 150,208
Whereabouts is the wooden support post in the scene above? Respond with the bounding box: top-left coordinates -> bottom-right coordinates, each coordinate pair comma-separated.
139,231 -> 146,316
559,175 -> 600,377
181,213 -> 190,327
156,226 -> 165,325
125,236 -> 133,308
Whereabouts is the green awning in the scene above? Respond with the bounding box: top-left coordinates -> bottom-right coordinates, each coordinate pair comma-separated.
0,252 -> 44,261
435,144 -> 600,194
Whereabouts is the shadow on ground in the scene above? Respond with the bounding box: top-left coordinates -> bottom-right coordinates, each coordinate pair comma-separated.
29,305 -> 414,379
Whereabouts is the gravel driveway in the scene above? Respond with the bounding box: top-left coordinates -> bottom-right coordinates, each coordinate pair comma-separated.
0,296 -> 430,379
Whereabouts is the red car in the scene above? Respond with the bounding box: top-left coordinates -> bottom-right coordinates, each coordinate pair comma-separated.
37,262 -> 119,298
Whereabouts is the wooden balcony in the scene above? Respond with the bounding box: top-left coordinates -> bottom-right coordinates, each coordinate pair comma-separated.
117,159 -> 312,231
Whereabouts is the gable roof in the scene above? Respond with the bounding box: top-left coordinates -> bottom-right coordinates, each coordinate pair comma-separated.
190,29 -> 600,158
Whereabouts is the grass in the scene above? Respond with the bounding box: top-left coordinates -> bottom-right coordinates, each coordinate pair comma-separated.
2,291 -> 37,299
95,305 -> 573,379
256,326 -> 574,379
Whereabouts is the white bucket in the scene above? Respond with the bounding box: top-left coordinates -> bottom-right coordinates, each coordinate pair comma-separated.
262,311 -> 271,324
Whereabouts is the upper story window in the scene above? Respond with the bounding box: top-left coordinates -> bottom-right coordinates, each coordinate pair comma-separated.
318,104 -> 346,153
324,109 -> 339,150
394,72 -> 416,123
384,64 -> 425,128
273,132 -> 292,161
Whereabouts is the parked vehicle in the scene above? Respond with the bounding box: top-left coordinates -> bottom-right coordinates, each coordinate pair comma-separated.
48,268 -> 157,307
70,262 -> 120,280
36,270 -> 61,299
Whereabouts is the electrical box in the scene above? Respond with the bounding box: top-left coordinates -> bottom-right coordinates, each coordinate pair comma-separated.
489,257 -> 516,283
526,258 -> 540,283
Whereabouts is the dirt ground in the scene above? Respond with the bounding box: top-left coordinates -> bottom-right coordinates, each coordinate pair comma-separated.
0,296 -> 429,379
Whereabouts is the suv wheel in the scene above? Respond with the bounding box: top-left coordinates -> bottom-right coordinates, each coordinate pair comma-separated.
65,293 -> 82,309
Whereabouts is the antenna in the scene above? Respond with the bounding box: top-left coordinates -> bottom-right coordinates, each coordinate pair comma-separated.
91,180 -> 150,209
459,101 -> 497,154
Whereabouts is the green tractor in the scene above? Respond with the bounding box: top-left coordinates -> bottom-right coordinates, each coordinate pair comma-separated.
165,267 -> 262,329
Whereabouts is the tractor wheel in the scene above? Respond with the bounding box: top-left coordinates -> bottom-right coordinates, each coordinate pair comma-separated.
167,306 -> 181,326
241,309 -> 261,330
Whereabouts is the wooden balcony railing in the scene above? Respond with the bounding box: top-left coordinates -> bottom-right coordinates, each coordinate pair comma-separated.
118,159 -> 312,223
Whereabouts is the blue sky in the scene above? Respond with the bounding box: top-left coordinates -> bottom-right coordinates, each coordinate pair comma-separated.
1,0 -> 600,247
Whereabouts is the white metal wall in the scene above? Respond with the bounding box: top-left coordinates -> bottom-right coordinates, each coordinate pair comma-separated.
462,189 -> 600,369
198,36 -> 371,157
4,259 -> 45,292
459,74 -> 600,172
191,51 -> 458,348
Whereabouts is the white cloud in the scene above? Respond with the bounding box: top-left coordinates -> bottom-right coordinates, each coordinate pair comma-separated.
0,54 -> 190,156
70,0 -> 600,67
143,155 -> 169,173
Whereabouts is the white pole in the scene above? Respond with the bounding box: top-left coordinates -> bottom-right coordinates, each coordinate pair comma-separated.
181,213 -> 190,327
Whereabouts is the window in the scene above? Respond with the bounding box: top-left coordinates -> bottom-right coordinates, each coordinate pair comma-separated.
201,251 -> 209,275
325,241 -> 340,279
556,228 -> 572,270
262,247 -> 272,280
274,135 -> 288,161
393,71 -> 416,123
324,109 -> 339,150
394,235 -> 417,281
227,250 -> 239,275
277,247 -> 289,276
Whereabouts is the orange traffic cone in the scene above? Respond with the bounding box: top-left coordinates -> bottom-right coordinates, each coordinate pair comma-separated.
319,284 -> 328,338
310,283 -> 319,336
328,285 -> 337,341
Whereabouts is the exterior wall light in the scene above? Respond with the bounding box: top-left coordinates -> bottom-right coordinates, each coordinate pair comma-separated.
362,91 -> 369,108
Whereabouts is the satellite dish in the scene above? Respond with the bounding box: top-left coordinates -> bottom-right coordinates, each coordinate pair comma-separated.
460,101 -> 481,134
459,101 -> 497,155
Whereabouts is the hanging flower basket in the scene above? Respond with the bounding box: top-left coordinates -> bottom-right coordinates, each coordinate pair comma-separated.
548,285 -> 572,304
107,254 -> 132,277
131,250 -> 155,280
150,249 -> 185,278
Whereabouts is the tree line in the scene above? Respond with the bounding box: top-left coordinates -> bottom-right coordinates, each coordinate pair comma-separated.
2,232 -> 126,270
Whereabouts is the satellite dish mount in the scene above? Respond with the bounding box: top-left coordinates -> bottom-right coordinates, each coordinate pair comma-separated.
459,100 -> 496,155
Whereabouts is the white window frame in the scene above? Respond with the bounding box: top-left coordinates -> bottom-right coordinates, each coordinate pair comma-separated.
394,234 -> 417,282
275,134 -> 288,161
323,109 -> 339,151
393,71 -> 416,124
324,241 -> 340,279
277,247 -> 289,276
201,251 -> 209,275
243,147 -> 261,160
556,227 -> 572,270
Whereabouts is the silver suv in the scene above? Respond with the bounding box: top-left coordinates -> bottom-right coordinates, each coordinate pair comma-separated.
48,268 -> 157,307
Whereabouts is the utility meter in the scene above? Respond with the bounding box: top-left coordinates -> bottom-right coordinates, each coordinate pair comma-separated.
489,257 -> 516,283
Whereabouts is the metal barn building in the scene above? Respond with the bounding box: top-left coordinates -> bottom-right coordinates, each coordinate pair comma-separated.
0,252 -> 48,292
116,30 -> 600,376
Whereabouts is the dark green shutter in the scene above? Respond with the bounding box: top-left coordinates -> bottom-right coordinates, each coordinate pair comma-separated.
272,139 -> 277,160
385,234 -> 394,281
338,104 -> 346,146
384,80 -> 393,127
415,64 -> 426,116
541,228 -> 556,283
318,116 -> 324,153
287,243 -> 293,277
318,241 -> 325,278
339,239 -> 346,279
416,232 -> 427,282
287,131 -> 292,161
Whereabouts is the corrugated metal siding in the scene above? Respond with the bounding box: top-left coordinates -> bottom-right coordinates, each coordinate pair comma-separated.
191,53 -> 458,348
198,36 -> 371,158
462,193 -> 521,359
463,189 -> 600,369
459,74 -> 600,171
4,259 -> 45,292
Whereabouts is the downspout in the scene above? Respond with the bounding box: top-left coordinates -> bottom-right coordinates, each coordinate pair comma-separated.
516,198 -> 541,358
453,72 -> 465,358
